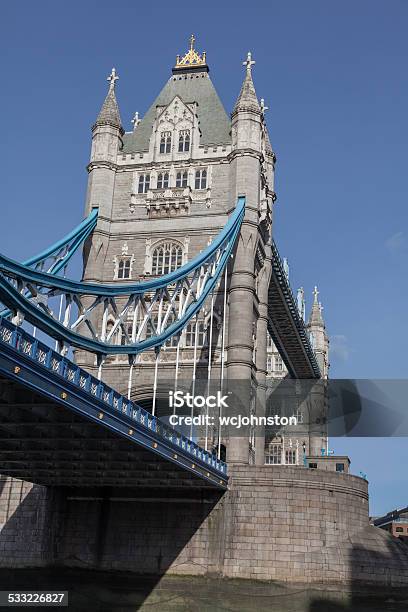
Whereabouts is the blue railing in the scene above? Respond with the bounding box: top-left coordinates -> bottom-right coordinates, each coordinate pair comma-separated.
0,316 -> 227,477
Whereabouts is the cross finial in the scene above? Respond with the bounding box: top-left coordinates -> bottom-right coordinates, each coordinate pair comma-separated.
260,98 -> 269,114
131,111 -> 141,129
190,34 -> 195,51
313,285 -> 319,304
107,67 -> 119,91
243,51 -> 255,76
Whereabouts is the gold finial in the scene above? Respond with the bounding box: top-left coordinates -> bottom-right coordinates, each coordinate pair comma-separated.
174,34 -> 207,70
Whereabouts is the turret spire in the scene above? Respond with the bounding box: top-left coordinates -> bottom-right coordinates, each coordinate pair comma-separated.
308,286 -> 324,327
233,51 -> 260,114
94,67 -> 123,131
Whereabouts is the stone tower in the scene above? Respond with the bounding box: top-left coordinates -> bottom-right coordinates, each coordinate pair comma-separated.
80,38 -> 277,465
307,286 -> 329,378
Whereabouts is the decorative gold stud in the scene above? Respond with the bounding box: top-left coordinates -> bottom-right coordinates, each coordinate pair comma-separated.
60,392 -> 67,400
192,463 -> 195,469
98,412 -> 104,419
14,366 -> 21,374
128,429 -> 133,436
153,442 -> 158,448
173,454 -> 178,459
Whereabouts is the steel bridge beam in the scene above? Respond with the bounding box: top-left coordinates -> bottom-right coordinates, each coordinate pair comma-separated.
268,240 -> 321,379
0,320 -> 227,490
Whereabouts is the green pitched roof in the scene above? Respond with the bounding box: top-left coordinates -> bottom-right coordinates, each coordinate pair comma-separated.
122,71 -> 231,153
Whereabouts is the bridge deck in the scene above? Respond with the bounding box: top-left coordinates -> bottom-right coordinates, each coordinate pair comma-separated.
0,319 -> 227,490
268,241 -> 321,379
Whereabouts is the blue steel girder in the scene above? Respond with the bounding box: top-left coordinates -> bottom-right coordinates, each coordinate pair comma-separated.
0,208 -> 98,318
0,317 -> 227,489
0,198 -> 245,357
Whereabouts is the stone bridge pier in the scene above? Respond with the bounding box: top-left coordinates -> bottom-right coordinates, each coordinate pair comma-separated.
1,466 -> 408,587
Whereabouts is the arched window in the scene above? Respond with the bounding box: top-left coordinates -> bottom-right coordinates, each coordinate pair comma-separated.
106,320 -> 120,345
176,171 -> 188,188
138,174 -> 150,194
274,355 -> 283,372
160,131 -> 172,154
185,319 -> 206,347
120,324 -> 133,345
285,448 -> 297,465
265,437 -> 283,465
157,172 -> 169,189
152,241 -> 183,276
178,130 -> 190,152
195,168 -> 207,189
117,258 -> 131,279
144,309 -> 179,347
164,314 -> 179,347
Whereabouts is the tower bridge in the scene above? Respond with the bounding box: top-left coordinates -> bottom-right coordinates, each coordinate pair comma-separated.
0,37 -> 406,589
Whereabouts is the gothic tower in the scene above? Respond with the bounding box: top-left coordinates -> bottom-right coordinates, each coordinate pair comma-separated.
80,38 -> 276,465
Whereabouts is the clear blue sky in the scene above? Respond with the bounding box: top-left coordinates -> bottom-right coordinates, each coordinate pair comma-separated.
1,1 -> 407,515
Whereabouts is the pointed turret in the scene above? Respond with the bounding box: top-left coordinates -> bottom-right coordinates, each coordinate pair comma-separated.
94,68 -> 123,132
233,52 -> 261,115
85,68 -> 124,217
231,51 -> 263,155
228,52 -> 266,465
307,286 -> 329,377
308,286 -> 325,328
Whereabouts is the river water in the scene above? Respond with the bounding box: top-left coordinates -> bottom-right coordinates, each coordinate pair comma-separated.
0,569 -> 407,611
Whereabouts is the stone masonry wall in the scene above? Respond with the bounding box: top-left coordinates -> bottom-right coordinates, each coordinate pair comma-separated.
1,468 -> 408,586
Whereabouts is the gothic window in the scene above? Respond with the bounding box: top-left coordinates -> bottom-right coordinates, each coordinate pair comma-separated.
267,334 -> 273,349
285,449 -> 297,465
178,130 -> 190,152
275,355 -> 283,372
117,258 -> 131,279
195,168 -> 207,189
106,320 -> 120,345
176,171 -> 188,188
185,319 -> 206,347
160,131 -> 172,154
120,324 -> 133,345
265,440 -> 282,465
157,172 -> 169,189
164,314 -> 179,348
152,241 -> 183,276
138,174 -> 150,194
